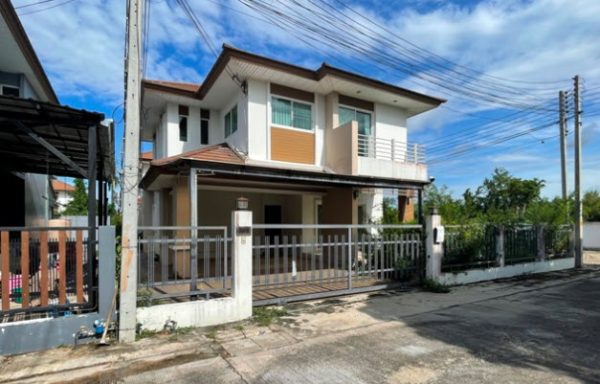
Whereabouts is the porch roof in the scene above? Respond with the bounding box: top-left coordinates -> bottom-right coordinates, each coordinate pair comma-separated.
142,143 -> 429,190
0,95 -> 114,180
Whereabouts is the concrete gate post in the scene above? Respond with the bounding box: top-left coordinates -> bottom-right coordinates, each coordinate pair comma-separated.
496,226 -> 505,267
231,209 -> 253,318
425,208 -> 443,280
536,225 -> 546,261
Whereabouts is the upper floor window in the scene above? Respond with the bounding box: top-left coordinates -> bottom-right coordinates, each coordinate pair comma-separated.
200,108 -> 210,145
224,105 -> 237,138
179,105 -> 188,142
0,84 -> 19,97
339,106 -> 372,136
272,96 -> 312,131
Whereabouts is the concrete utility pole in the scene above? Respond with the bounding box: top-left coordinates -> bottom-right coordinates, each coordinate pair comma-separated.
119,0 -> 143,342
559,90 -> 568,200
573,75 -> 583,268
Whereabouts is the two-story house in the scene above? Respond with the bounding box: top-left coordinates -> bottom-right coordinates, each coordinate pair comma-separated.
139,45 -> 444,233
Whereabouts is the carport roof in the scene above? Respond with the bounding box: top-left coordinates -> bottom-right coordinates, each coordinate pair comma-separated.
0,95 -> 114,180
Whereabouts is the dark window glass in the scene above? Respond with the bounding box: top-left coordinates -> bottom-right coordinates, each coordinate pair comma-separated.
200,108 -> 210,119
201,119 -> 209,145
1,86 -> 19,97
179,116 -> 188,141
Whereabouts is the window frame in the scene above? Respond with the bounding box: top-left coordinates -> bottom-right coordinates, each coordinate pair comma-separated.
178,104 -> 189,142
271,95 -> 314,132
224,105 -> 238,138
338,104 -> 373,136
0,84 -> 20,97
200,108 -> 210,145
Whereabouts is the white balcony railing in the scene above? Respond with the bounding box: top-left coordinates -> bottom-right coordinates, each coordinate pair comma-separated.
357,134 -> 426,164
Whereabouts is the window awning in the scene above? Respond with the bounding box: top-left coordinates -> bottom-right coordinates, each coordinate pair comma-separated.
0,95 -> 114,180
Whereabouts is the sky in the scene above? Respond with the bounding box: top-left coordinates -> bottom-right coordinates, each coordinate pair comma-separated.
12,0 -> 600,199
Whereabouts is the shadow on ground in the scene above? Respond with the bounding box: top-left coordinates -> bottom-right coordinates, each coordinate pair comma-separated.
354,272 -> 600,383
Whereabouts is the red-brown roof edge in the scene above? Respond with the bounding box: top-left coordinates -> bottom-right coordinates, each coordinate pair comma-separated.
144,44 -> 446,106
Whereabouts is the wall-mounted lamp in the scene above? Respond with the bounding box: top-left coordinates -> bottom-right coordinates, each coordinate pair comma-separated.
236,196 -> 249,210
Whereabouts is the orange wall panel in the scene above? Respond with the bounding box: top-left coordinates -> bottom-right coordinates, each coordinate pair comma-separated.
270,127 -> 315,165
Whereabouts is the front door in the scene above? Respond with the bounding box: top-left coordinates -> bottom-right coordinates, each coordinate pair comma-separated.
264,205 -> 282,240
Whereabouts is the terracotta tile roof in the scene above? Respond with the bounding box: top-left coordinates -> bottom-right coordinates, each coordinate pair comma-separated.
143,79 -> 200,94
140,151 -> 153,161
151,143 -> 245,167
51,179 -> 75,193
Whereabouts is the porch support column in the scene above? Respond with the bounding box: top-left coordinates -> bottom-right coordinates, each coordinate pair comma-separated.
189,167 -> 198,292
418,189 -> 424,226
87,124 -> 97,301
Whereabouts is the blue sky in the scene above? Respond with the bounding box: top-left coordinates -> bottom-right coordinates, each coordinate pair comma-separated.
13,0 -> 600,199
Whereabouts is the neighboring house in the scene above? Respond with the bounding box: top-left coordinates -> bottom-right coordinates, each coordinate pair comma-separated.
0,2 -> 59,227
51,179 -> 75,214
139,45 -> 444,231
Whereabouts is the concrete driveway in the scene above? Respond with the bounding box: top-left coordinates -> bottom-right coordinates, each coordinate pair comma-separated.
2,266 -> 598,384
124,268 -> 600,384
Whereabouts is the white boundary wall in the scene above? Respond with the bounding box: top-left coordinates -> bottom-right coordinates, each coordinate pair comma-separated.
436,258 -> 575,286
136,210 -> 253,331
583,222 -> 600,250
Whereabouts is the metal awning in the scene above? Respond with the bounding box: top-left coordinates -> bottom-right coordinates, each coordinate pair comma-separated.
0,95 -> 114,180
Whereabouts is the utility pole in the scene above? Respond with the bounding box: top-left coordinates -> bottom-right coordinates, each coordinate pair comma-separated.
559,90 -> 568,200
119,0 -> 143,342
573,75 -> 583,268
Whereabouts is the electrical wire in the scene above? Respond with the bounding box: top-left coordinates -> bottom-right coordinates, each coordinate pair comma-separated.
17,0 -> 77,15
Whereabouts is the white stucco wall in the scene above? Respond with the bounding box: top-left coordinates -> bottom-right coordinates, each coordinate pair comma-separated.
358,157 -> 428,181
24,173 -> 50,227
163,102 -> 203,156
583,222 -> 600,250
437,258 -> 575,286
223,90 -> 248,154
314,94 -> 326,166
247,79 -> 268,160
21,76 -> 39,100
374,102 -> 408,144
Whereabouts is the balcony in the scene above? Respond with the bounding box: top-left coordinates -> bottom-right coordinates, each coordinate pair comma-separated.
357,134 -> 426,164
325,121 -> 428,182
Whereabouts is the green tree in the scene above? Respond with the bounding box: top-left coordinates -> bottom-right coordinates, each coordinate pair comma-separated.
424,184 -> 465,224
63,179 -> 88,215
463,168 -> 544,223
583,190 -> 600,221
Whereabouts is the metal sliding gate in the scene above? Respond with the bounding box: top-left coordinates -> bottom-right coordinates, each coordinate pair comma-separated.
252,224 -> 423,305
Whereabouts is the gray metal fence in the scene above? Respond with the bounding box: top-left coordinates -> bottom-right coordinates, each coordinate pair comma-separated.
137,226 -> 230,302
442,224 -> 574,272
252,224 -> 423,303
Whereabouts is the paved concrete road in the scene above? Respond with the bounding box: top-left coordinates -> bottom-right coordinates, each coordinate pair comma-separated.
124,271 -> 600,384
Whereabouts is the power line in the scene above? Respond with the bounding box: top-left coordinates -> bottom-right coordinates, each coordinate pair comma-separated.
237,0 -> 565,110
14,0 -> 57,9
17,0 -> 77,15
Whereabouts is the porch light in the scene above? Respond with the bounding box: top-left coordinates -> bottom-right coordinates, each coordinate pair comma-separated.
236,196 -> 249,210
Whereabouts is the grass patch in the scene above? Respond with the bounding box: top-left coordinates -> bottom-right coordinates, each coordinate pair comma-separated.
253,307 -> 288,327
136,329 -> 158,341
422,279 -> 451,293
234,324 -> 245,332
